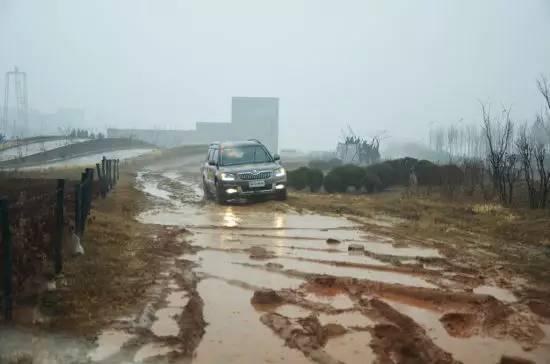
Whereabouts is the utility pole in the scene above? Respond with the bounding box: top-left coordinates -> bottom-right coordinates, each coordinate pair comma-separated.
2,66 -> 29,137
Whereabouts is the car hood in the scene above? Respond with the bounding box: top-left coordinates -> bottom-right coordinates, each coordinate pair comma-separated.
219,162 -> 280,173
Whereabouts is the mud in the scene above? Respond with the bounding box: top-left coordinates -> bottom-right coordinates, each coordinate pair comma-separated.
6,155 -> 547,363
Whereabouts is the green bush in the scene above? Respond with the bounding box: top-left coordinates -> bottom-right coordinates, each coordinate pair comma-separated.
323,172 -> 346,193
386,157 -> 418,185
365,163 -> 395,187
362,171 -> 382,193
287,167 -> 309,190
330,164 -> 366,190
306,168 -> 324,192
415,160 -> 440,186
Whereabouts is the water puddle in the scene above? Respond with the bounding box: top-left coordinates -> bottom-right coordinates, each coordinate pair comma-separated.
319,311 -> 374,328
324,331 -> 376,363
363,241 -> 441,258
193,278 -> 311,363
151,307 -> 182,337
304,291 -> 355,310
473,285 -> 517,303
271,257 -> 436,288
274,304 -> 312,318
195,250 -> 303,290
88,329 -> 134,362
134,342 -> 177,362
384,299 -> 549,363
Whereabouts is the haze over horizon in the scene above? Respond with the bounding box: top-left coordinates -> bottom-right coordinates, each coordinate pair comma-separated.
1,0 -> 549,150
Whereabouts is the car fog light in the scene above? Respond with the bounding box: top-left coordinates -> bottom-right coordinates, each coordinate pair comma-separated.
226,188 -> 238,194
275,184 -> 285,190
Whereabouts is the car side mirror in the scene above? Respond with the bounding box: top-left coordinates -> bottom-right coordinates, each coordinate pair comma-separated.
273,154 -> 280,161
208,160 -> 217,166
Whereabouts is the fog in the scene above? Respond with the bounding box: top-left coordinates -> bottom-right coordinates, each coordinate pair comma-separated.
1,0 -> 549,150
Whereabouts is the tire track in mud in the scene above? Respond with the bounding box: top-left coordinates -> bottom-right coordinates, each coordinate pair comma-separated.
108,167 -> 550,364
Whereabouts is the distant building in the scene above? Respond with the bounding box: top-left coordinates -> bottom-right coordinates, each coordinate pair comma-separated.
108,97 -> 279,153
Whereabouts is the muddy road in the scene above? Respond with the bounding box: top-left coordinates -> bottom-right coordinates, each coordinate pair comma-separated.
70,155 -> 550,363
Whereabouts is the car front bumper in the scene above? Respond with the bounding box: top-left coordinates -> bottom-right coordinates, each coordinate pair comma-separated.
219,176 -> 287,197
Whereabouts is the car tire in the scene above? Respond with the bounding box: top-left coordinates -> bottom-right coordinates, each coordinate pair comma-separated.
275,189 -> 287,201
215,183 -> 228,205
203,179 -> 212,200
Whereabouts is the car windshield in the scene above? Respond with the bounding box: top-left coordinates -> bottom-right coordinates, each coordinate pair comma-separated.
220,145 -> 272,166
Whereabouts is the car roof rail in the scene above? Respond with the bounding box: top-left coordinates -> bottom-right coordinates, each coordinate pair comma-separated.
247,139 -> 262,144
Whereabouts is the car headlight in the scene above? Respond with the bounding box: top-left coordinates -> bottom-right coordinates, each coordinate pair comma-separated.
274,167 -> 286,177
220,172 -> 236,181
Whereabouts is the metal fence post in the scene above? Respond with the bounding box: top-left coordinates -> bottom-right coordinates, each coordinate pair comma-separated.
116,159 -> 120,181
1,198 -> 13,321
54,179 -> 65,275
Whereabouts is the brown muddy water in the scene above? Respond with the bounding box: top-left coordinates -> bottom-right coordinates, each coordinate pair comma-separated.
127,167 -> 550,363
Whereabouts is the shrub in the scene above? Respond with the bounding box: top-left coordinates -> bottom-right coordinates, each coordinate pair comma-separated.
362,171 -> 382,193
330,164 -> 366,190
306,168 -> 324,192
323,172 -> 346,193
365,163 -> 393,188
415,160 -> 440,186
287,167 -> 309,190
386,157 -> 419,185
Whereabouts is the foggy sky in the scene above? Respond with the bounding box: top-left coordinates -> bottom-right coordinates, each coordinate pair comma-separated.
1,0 -> 549,150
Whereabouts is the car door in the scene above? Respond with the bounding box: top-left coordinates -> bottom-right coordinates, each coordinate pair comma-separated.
205,148 -> 218,192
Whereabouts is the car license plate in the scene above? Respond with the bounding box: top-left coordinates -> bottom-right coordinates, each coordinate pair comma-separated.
249,180 -> 265,188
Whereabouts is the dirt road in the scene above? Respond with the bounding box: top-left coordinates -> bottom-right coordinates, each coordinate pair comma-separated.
81,154 -> 547,364
6,154 -> 547,363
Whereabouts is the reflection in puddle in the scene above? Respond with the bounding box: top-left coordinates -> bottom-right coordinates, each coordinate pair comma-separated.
324,331 -> 376,363
193,279 -> 310,363
473,285 -> 517,303
89,329 -> 134,362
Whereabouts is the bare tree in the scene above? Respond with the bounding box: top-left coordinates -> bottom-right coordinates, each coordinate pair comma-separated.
533,116 -> 550,208
480,102 -> 514,204
516,124 -> 538,208
537,74 -> 550,114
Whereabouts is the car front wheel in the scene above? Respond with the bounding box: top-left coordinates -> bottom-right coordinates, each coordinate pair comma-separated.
215,183 -> 228,205
275,189 -> 287,201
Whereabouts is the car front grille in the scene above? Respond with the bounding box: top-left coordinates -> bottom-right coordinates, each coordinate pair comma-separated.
238,171 -> 272,180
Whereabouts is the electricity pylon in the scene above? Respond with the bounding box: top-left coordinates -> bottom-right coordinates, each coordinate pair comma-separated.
2,66 -> 29,137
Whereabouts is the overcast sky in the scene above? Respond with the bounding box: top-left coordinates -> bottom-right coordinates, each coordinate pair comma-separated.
1,0 -> 549,150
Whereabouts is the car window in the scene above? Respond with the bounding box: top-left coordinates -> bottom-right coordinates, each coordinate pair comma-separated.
206,149 -> 213,161
220,145 -> 272,166
212,149 -> 219,164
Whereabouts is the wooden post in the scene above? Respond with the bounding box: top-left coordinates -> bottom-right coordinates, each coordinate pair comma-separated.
74,183 -> 82,236
54,179 -> 65,275
1,198 -> 13,321
106,160 -> 111,191
96,163 -> 105,198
